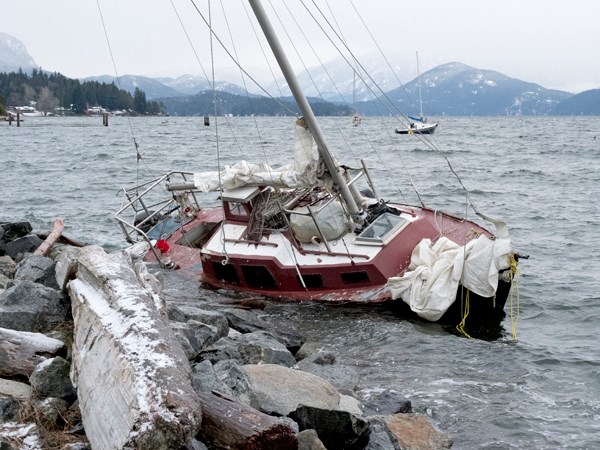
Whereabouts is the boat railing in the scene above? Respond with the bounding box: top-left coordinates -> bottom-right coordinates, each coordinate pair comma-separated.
115,171 -> 201,247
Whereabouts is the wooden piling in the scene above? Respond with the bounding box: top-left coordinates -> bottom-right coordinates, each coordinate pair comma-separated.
7,113 -> 12,125
204,115 -> 210,126
102,112 -> 109,126
17,112 -> 20,127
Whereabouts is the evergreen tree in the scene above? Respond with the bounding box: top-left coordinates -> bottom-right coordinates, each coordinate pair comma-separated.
71,83 -> 86,113
133,87 -> 147,115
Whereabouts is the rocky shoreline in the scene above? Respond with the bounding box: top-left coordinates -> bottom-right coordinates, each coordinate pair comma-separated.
0,220 -> 453,450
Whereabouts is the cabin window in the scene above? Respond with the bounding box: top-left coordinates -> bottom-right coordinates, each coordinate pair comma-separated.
213,262 -> 240,284
298,273 -> 324,289
228,202 -> 249,216
357,213 -> 408,244
341,271 -> 370,284
241,265 -> 278,289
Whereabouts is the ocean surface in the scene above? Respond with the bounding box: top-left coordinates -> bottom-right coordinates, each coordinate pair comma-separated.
2,115 -> 599,449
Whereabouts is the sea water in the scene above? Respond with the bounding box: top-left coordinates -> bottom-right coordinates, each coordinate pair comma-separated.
2,116 -> 599,449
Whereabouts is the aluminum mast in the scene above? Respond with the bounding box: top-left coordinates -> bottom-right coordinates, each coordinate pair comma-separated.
248,0 -> 362,218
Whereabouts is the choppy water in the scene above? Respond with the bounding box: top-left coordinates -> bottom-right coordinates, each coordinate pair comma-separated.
2,116 -> 600,449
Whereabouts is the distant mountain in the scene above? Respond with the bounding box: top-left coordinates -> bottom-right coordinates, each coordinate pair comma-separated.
553,89 -> 600,115
361,62 -> 573,116
0,33 -> 37,73
159,90 -> 351,117
268,52 -> 418,103
81,74 -> 184,100
157,74 -> 252,97
2,31 -> 593,116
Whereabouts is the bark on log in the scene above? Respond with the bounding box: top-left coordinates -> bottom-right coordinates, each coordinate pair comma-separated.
33,217 -> 64,256
67,245 -> 202,450
197,391 -> 297,450
0,327 -> 65,377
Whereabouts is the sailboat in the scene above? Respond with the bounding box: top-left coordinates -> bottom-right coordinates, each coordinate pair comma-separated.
395,52 -> 438,135
352,71 -> 362,126
115,0 -> 517,327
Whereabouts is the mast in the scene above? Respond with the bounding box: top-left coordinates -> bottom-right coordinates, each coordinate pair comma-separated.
248,0 -> 361,218
416,51 -> 423,119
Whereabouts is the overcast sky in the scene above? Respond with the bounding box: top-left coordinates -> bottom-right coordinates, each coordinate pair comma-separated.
2,0 -> 598,93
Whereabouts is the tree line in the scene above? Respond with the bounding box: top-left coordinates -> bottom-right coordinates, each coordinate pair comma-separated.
0,68 -> 164,116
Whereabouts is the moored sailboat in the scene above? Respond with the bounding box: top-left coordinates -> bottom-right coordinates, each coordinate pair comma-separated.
115,0 -> 518,329
395,51 -> 438,135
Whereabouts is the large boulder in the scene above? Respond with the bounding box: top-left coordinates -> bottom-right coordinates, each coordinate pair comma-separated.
0,256 -> 16,279
0,222 -> 32,244
0,281 -> 69,332
191,359 -> 259,408
242,364 -> 340,416
289,405 -> 371,450
1,235 -> 44,260
379,413 -> 453,450
198,330 -> 296,367
219,308 -> 304,354
29,356 -> 76,401
14,255 -> 59,289
361,388 -> 412,416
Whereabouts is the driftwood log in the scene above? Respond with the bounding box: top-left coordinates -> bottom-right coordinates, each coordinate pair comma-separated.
67,245 -> 202,450
33,217 -> 64,256
198,391 -> 297,450
0,327 -> 65,377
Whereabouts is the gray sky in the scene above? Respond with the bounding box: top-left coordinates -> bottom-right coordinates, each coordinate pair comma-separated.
2,0 -> 598,93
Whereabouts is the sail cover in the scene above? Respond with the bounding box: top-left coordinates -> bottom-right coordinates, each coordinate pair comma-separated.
387,219 -> 512,321
193,121 -> 323,192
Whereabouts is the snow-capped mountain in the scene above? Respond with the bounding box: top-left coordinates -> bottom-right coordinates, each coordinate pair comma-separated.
0,33 -> 37,73
157,74 -> 251,97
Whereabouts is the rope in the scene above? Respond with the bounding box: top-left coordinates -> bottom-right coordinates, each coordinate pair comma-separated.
455,289 -> 472,339
509,254 -> 520,340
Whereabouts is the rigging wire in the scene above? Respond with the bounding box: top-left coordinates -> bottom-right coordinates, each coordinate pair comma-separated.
95,0 -> 150,186
310,0 -> 482,217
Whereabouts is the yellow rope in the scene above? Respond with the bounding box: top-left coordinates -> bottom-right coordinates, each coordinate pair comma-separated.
456,289 -> 473,339
509,254 -> 520,340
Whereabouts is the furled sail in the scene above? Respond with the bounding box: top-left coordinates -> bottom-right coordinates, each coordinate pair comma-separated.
387,219 -> 512,321
193,120 -> 323,192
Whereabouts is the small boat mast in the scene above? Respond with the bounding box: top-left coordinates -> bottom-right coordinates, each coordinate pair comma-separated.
247,0 -> 362,220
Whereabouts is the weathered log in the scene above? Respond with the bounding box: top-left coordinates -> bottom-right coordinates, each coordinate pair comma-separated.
33,217 -> 64,256
197,391 -> 297,450
0,327 -> 65,377
67,245 -> 202,450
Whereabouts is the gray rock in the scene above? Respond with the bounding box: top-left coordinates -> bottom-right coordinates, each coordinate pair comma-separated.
171,320 -> 224,360
242,364 -> 340,416
191,359 -> 259,409
360,389 -> 412,416
29,356 -> 76,401
191,360 -> 231,395
364,418 -> 398,450
289,404 -> 371,450
167,304 -> 229,337
0,256 -> 16,279
297,429 -> 327,450
1,235 -> 43,260
0,222 -> 32,243
219,308 -> 304,354
213,360 -> 259,408
0,280 -> 69,332
0,395 -> 21,422
295,341 -> 327,361
15,254 -> 59,289
199,330 -> 296,367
